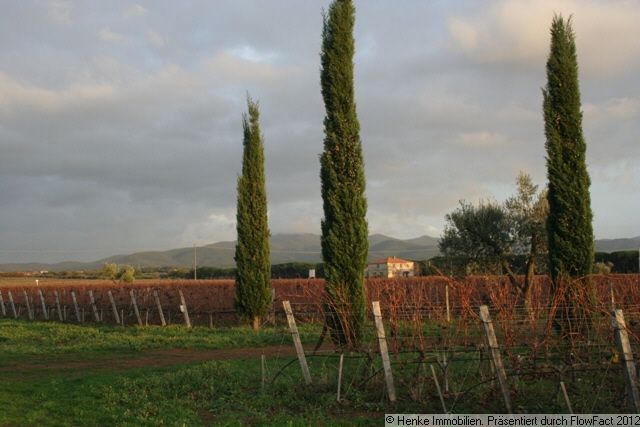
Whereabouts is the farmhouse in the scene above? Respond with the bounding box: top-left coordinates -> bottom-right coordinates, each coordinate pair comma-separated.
365,256 -> 415,278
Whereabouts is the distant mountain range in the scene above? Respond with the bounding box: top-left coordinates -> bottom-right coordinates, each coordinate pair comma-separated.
594,236 -> 640,253
1,233 -> 637,272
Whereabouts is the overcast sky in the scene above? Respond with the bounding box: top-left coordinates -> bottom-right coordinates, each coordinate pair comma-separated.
1,1 -> 639,263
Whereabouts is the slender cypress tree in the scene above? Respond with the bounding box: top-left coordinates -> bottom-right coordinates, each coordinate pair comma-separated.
543,16 -> 595,297
235,97 -> 271,331
320,0 -> 368,347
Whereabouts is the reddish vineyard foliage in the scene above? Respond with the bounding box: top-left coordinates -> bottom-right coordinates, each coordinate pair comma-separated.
0,275 -> 638,326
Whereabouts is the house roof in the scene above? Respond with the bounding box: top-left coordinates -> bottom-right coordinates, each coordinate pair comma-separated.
369,256 -> 413,265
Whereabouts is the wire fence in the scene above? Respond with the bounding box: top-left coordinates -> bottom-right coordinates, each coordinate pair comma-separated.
1,275 -> 640,412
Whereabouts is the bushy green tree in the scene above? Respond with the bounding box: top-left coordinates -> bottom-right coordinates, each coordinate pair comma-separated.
544,16 -> 594,284
440,200 -> 515,278
440,173 -> 548,313
320,0 -> 368,348
101,263 -> 118,281
118,265 -> 136,283
235,96 -> 271,331
505,172 -> 549,312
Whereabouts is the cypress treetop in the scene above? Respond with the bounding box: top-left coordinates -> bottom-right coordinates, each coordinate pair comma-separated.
320,0 -> 368,347
235,96 -> 271,331
544,15 -> 594,280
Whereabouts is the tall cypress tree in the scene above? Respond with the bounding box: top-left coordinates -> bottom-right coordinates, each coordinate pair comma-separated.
320,0 -> 368,347
235,97 -> 271,331
543,16 -> 594,294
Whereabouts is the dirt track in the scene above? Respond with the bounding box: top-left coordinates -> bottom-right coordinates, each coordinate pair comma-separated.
0,344 -> 333,373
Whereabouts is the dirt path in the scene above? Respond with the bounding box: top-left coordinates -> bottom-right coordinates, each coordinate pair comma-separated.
0,344 -> 335,373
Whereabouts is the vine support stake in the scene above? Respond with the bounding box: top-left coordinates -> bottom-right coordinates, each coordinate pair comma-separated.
430,364 -> 447,413
445,283 -> 451,323
23,290 -> 34,320
612,309 -> 640,413
38,289 -> 48,321
0,291 -> 6,317
54,291 -> 63,321
88,290 -> 100,322
153,290 -> 166,326
372,301 -> 396,402
130,289 -> 143,326
71,291 -> 81,322
282,300 -> 311,385
559,381 -> 573,414
8,291 -> 17,319
178,289 -> 191,328
479,305 -> 512,414
337,353 -> 344,402
610,282 -> 615,310
108,291 -> 120,324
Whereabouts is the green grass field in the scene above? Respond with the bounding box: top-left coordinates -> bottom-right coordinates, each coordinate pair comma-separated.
0,319 -> 384,426
0,317 -> 631,426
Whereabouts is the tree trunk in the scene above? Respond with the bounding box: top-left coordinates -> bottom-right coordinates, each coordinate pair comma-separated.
501,260 -> 522,294
252,316 -> 260,332
523,257 -> 536,319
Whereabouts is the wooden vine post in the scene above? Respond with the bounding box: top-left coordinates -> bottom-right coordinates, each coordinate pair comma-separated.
38,289 -> 48,320
612,309 -> 640,413
23,290 -> 34,320
70,291 -> 81,322
0,290 -> 6,317
153,290 -> 166,326
559,381 -> 573,414
54,291 -> 63,321
282,300 -> 311,385
372,301 -> 397,402
479,305 -> 512,414
8,291 -> 17,319
337,353 -> 344,402
431,364 -> 447,413
178,289 -> 191,328
108,291 -> 120,324
130,290 -> 143,326
88,290 -> 100,322
445,283 -> 451,323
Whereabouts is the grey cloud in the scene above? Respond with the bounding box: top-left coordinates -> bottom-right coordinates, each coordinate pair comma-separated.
0,0 -> 638,263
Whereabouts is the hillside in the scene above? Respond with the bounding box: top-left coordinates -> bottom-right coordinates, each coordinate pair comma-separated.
595,236 -> 640,253
0,233 -> 438,272
1,234 -> 637,272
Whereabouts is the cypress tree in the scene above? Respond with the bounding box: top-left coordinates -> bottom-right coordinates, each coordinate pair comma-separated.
235,97 -> 271,331
320,0 -> 368,347
543,16 -> 595,299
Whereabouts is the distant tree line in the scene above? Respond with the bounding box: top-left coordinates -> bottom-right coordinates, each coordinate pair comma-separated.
424,251 -> 638,276
167,262 -> 324,280
9,250 -> 637,281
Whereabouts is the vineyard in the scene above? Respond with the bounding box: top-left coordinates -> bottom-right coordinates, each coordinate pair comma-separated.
0,275 -> 639,327
2,275 -> 640,417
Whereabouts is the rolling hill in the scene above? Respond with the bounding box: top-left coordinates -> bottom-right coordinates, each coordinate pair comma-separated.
0,234 -> 637,272
595,236 -> 640,253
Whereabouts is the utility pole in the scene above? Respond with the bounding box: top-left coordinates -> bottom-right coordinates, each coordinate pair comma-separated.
193,244 -> 197,280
